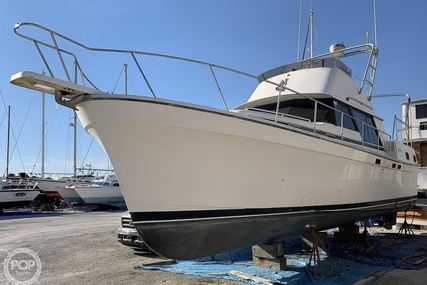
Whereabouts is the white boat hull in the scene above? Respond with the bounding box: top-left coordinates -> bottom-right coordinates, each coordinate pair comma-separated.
33,179 -> 66,199
56,186 -> 84,204
75,97 -> 418,259
73,186 -> 125,207
0,189 -> 40,210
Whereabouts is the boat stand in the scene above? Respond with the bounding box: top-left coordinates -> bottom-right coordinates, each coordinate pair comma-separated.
307,226 -> 340,280
197,252 -> 233,263
252,242 -> 286,270
357,221 -> 377,256
397,211 -> 415,237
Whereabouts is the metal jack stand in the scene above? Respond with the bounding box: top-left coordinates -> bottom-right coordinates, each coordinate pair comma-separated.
397,211 -> 415,237
307,226 -> 340,280
197,252 -> 233,263
357,220 -> 378,256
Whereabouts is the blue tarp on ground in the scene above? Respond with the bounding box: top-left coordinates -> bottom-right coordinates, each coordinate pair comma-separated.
137,232 -> 427,285
330,233 -> 427,270
138,250 -> 389,284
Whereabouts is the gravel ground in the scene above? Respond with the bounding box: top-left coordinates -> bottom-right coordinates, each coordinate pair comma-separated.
1,209 -> 426,285
0,210 -> 245,285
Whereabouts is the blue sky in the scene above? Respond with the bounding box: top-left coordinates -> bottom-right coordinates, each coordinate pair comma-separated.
0,0 -> 425,177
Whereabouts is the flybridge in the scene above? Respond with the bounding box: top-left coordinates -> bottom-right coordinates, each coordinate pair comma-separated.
11,22 -> 378,111
258,43 -> 378,99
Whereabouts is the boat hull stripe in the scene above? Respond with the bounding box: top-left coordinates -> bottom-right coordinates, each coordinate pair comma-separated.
130,195 -> 416,222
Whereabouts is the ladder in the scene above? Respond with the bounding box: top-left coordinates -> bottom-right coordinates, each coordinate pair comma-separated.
360,46 -> 379,98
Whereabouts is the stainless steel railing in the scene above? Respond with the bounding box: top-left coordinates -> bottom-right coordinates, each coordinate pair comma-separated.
13,22 -> 399,155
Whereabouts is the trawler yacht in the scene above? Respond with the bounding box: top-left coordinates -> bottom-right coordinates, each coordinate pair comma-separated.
10,22 -> 418,259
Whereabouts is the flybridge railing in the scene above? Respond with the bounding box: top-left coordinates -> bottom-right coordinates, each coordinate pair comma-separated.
13,22 -> 270,112
13,23 -> 377,110
393,116 -> 412,144
14,22 -> 395,153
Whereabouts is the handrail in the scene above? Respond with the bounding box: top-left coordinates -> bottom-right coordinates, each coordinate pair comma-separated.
13,23 -> 376,111
13,22 -> 275,111
393,116 -> 412,143
248,98 -> 391,151
13,22 -> 392,154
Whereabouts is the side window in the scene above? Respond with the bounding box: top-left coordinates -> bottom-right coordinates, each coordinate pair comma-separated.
350,108 -> 380,146
255,98 -> 336,123
416,104 -> 427,119
335,102 -> 356,131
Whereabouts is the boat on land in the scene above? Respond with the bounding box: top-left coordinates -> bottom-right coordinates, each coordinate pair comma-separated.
30,178 -> 65,199
1,107 -> 41,213
71,174 -> 125,207
55,174 -> 97,204
55,185 -> 84,204
0,176 -> 40,213
15,172 -> 66,200
10,22 -> 418,259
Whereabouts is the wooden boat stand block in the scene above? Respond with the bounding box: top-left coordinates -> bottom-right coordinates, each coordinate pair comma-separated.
252,243 -> 286,270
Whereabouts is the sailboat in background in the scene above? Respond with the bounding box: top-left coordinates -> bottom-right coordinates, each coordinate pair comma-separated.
1,106 -> 40,213
28,85 -> 110,202
29,88 -> 75,200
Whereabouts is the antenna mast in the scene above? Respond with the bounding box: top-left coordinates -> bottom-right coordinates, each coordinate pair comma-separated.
297,0 -> 302,61
373,0 -> 378,46
309,9 -> 314,58
301,9 -> 314,60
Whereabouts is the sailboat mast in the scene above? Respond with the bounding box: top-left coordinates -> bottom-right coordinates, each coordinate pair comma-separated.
41,71 -> 45,178
6,105 -> 10,178
73,62 -> 77,177
124,63 -> 128,95
73,113 -> 77,177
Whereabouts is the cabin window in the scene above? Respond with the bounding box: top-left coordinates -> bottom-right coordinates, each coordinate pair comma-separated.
334,101 -> 382,148
414,155 -> 417,163
256,98 -> 336,124
416,104 -> 427,119
420,121 -> 427,130
349,108 -> 380,146
335,103 -> 357,131
405,152 -> 410,160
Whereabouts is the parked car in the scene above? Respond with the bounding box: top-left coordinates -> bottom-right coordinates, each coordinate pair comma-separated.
117,212 -> 149,250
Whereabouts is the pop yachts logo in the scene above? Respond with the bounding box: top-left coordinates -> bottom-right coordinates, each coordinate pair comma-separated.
2,248 -> 42,285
